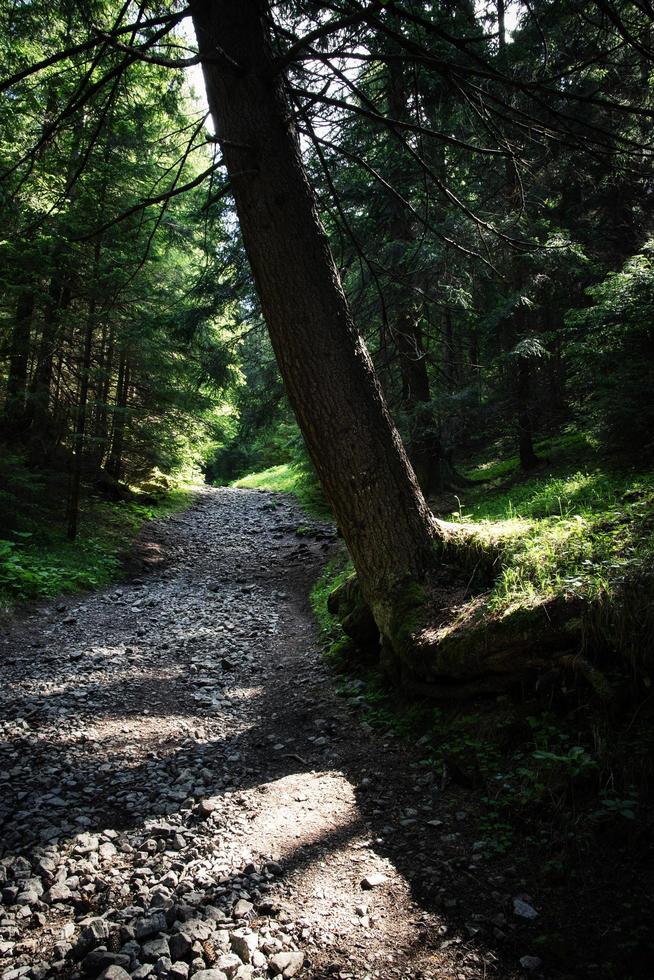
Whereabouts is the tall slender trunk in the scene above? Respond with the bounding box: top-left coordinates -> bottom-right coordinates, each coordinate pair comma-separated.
67,241 -> 100,540
66,305 -> 96,539
94,323 -> 114,465
384,58 -> 443,495
28,279 -> 72,441
510,262 -> 540,470
3,286 -> 34,436
27,112 -> 83,447
497,0 -> 539,471
106,352 -> 129,481
191,0 -> 447,627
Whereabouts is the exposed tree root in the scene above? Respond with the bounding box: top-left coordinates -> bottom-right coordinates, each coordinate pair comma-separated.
329,566 -> 613,701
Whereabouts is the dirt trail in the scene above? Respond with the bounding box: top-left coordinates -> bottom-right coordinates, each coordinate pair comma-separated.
0,488 -> 532,980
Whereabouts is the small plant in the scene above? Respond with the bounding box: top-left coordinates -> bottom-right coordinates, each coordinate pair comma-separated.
591,791 -> 638,821
532,744 -> 597,778
478,803 -> 514,856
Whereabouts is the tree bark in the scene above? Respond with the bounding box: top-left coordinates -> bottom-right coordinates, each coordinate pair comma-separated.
3,286 -> 34,436
497,0 -> 540,472
190,0 -> 450,634
28,279 -> 72,446
106,351 -> 129,481
93,323 -> 114,466
67,240 -> 100,540
66,304 -> 95,539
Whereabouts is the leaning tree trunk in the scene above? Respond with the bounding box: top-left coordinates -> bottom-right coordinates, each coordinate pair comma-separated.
190,0 -> 453,639
189,0 -> 598,698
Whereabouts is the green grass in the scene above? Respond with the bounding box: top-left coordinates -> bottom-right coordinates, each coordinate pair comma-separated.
463,430 -> 599,485
232,462 -> 300,493
0,483 -> 195,615
455,437 -> 654,615
231,462 -> 330,519
304,431 -> 653,665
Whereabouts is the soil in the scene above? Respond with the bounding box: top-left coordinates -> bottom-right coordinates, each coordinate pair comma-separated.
0,488 -> 651,980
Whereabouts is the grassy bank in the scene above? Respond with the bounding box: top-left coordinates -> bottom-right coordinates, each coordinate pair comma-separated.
310,432 -> 654,842
461,433 -> 654,619
231,462 -> 330,519
0,482 -> 195,616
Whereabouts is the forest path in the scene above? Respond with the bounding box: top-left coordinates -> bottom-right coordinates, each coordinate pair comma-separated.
0,489 -> 523,980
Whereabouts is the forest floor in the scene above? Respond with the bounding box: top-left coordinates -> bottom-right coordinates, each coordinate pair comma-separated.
0,488 -> 649,980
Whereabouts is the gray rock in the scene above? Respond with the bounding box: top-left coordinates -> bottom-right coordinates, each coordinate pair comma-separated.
214,953 -> 242,978
190,972 -> 228,980
16,888 -> 39,905
10,856 -> 32,880
53,941 -> 73,960
79,917 -> 111,950
169,932 -> 193,961
169,964 -> 190,980
135,912 -> 168,939
180,918 -> 212,942
46,882 -> 72,903
267,952 -> 304,978
83,949 -> 132,974
98,968 -> 131,980
197,799 -> 218,819
76,833 -> 100,854
142,936 -> 171,962
513,898 -> 539,920
520,955 -> 543,971
232,900 -> 253,919
119,939 -> 142,965
360,873 -> 387,890
229,930 -> 257,964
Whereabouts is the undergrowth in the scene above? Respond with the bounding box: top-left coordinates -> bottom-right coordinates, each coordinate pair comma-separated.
310,431 -> 654,861
0,481 -> 194,615
318,632 -> 652,862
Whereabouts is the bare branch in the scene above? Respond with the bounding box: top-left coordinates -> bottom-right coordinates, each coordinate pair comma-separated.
76,161 -> 224,242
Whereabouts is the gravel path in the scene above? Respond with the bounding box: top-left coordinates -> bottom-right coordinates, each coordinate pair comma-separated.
0,488 -> 528,980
